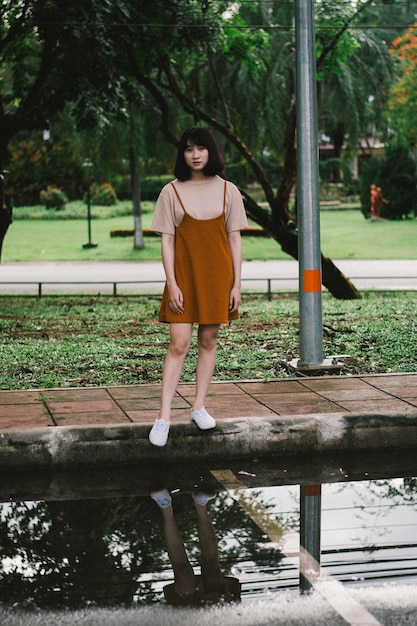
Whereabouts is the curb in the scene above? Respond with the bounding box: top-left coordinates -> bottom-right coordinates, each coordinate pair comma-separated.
2,411 -> 417,469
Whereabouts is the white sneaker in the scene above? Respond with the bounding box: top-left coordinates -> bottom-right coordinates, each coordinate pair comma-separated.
191,407 -> 216,430
151,488 -> 172,508
149,418 -> 170,446
193,492 -> 216,506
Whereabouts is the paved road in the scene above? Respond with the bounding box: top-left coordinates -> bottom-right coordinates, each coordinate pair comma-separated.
0,259 -> 416,295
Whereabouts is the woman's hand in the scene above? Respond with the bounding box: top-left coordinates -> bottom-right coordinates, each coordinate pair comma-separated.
229,286 -> 241,313
167,282 -> 184,315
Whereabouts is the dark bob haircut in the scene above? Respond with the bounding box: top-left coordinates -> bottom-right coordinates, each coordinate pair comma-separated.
174,126 -> 225,181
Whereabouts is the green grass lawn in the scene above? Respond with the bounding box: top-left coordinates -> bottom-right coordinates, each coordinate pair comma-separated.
2,205 -> 417,262
1,293 -> 416,390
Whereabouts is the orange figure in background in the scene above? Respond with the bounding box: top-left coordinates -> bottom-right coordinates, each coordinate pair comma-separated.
370,184 -> 389,220
375,187 -> 390,219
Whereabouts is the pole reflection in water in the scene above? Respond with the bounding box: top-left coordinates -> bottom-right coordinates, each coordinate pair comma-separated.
299,484 -> 322,593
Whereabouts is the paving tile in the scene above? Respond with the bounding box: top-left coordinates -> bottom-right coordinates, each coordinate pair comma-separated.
128,408 -> 197,424
335,399 -> 414,413
46,399 -> 121,417
252,391 -> 324,404
108,385 -> 162,400
254,394 -> 342,415
317,389 -> 392,402
0,391 -> 44,405
34,388 -> 112,402
365,384 -> 417,397
281,401 -> 345,415
114,396 -> 189,412
363,374 -> 417,386
54,410 -> 130,426
126,410 -> 160,423
178,382 -> 246,397
0,404 -> 53,429
112,397 -> 160,412
238,381 -> 309,394
204,395 -> 277,418
301,378 -> 375,391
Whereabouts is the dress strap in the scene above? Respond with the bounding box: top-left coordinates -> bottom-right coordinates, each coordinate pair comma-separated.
223,180 -> 227,213
170,182 -> 187,214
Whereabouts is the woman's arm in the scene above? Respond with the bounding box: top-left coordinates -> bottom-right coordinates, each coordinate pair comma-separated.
161,233 -> 184,314
227,230 -> 242,313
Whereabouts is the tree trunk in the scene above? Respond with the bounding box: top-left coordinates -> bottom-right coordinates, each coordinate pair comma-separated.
130,145 -> 144,250
0,206 -> 12,263
0,166 -> 12,263
243,194 -> 361,299
129,108 -> 145,251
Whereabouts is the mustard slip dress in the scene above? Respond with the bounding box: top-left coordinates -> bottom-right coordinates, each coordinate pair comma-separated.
158,180 -> 238,324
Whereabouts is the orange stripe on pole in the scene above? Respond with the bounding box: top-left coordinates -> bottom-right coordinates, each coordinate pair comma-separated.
304,269 -> 321,292
304,484 -> 321,496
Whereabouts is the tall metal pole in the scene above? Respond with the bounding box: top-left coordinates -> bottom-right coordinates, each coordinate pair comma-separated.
294,0 -> 323,368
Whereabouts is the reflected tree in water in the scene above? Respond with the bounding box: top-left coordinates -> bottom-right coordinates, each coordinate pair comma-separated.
0,490 -> 284,608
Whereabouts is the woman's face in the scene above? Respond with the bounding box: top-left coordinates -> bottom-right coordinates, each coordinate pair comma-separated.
184,140 -> 209,174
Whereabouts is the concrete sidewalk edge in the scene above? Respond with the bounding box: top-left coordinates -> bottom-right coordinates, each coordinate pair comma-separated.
2,411 -> 417,469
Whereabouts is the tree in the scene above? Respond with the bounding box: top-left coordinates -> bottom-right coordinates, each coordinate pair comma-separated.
0,0 -> 405,297
387,23 -> 417,145
122,0 -> 392,298
0,0 -> 130,259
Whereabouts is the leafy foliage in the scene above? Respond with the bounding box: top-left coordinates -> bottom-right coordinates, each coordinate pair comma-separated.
7,137 -> 86,205
40,186 -> 68,210
360,141 -> 417,219
90,183 -> 118,206
387,23 -> 417,145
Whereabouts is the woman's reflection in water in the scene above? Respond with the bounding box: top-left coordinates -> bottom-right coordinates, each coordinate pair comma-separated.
151,489 -> 241,606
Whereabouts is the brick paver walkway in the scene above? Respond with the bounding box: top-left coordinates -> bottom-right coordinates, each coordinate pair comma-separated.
1,373 -> 416,431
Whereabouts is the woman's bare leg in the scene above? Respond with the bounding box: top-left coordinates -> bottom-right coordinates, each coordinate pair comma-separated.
193,324 -> 220,411
160,323 -> 193,421
160,504 -> 196,594
194,500 -> 225,594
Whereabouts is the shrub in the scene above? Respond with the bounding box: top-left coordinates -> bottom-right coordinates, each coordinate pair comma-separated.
40,186 -> 68,210
111,174 -> 131,200
141,175 -> 173,200
360,141 -> 417,219
90,183 -> 118,206
7,137 -> 85,206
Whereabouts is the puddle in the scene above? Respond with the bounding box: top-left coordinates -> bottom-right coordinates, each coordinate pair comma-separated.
1,450 -> 417,625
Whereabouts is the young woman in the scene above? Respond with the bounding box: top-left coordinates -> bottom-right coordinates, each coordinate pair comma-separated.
149,126 -> 248,447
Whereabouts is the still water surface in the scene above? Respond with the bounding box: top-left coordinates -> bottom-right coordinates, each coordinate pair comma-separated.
1,450 -> 416,625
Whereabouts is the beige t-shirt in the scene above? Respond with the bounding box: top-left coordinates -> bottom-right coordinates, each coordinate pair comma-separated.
151,175 -> 248,235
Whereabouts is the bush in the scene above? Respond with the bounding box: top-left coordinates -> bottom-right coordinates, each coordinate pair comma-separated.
141,175 -> 173,200
90,183 -> 118,206
6,137 -> 85,206
40,186 -> 68,210
360,141 -> 417,219
111,174 -> 131,200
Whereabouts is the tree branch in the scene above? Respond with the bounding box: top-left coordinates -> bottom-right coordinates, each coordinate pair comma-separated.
161,59 -> 276,206
206,45 -> 233,130
127,51 -> 179,147
317,0 -> 374,72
